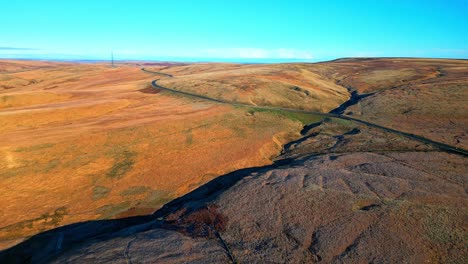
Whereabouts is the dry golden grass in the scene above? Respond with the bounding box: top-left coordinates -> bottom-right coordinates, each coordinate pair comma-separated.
0,61 -> 305,249
0,60 -> 70,74
2,58 -> 465,250
157,63 -> 349,112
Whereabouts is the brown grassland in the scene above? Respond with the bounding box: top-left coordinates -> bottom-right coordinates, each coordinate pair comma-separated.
0,61 -> 318,249
299,58 -> 468,148
0,58 -> 466,260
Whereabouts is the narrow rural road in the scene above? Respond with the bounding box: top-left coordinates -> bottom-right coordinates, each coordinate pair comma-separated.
142,68 -> 468,157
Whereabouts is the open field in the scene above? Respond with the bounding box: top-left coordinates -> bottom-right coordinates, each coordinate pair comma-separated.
156,63 -> 349,112
0,61 -> 308,249
151,59 -> 467,150
0,58 -> 467,262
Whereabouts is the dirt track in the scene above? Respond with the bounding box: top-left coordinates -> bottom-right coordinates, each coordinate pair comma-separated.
143,68 -> 468,157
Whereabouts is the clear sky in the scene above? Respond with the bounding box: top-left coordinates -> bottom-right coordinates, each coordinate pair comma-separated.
1,0 -> 467,62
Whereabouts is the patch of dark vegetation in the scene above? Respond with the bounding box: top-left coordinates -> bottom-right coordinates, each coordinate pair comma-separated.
165,204 -> 228,239
92,186 -> 111,200
0,207 -> 68,234
120,186 -> 151,196
141,190 -> 173,208
185,130 -> 194,146
139,84 -> 160,94
0,95 -> 12,103
106,150 -> 135,179
43,159 -> 60,173
96,201 -> 132,219
166,205 -> 237,263
289,85 -> 310,96
14,143 -> 54,152
39,207 -> 68,229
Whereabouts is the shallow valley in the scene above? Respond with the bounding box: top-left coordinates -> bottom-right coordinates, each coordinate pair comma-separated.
0,58 -> 467,263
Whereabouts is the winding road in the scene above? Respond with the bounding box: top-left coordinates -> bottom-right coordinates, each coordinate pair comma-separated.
142,68 -> 468,157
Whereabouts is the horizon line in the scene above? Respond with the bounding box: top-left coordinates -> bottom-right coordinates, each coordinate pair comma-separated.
1,56 -> 467,64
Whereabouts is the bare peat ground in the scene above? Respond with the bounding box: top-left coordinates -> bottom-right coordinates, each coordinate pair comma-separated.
0,58 -> 467,263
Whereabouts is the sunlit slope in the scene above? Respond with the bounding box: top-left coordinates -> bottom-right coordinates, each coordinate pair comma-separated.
0,60 -> 71,75
0,62 -> 309,249
157,63 -> 349,112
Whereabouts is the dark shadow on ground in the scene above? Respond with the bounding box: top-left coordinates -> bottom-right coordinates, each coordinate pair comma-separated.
0,157 -> 297,264
330,90 -> 374,115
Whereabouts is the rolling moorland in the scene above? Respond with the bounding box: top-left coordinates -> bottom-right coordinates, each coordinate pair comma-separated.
0,58 -> 467,263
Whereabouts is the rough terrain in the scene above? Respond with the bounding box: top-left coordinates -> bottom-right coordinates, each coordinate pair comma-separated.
0,61 -> 309,249
0,58 -> 467,263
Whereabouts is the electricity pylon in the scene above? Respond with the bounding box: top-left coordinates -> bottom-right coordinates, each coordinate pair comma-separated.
111,52 -> 115,68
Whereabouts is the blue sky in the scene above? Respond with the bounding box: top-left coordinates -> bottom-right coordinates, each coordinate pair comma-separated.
1,0 -> 467,62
